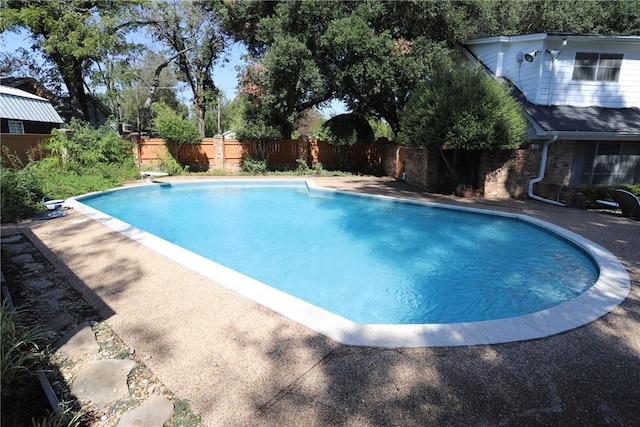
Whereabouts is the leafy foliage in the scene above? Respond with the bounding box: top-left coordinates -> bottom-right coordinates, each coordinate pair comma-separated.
218,96 -> 249,134
578,184 -> 640,209
44,119 -> 136,169
398,64 -> 525,151
158,146 -> 190,176
398,62 -> 526,188
1,304 -> 86,427
29,401 -> 86,427
240,158 -> 269,175
293,108 -> 325,139
2,0 -> 143,120
487,0 -> 640,36
320,114 -> 374,146
223,0 -> 639,138
0,166 -> 44,223
142,0 -> 227,137
322,9 -> 450,134
152,103 -> 201,146
1,304 -> 44,414
112,51 -> 188,132
38,164 -> 136,198
2,119 -> 139,222
235,119 -> 281,161
369,118 -> 394,141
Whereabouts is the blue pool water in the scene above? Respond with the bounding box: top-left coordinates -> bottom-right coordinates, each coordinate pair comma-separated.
79,181 -> 598,324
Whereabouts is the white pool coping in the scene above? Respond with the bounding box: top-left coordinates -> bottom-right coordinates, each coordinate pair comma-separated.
68,179 -> 631,348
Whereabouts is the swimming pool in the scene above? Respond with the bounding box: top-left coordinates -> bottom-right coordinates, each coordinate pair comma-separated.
71,179 -> 630,347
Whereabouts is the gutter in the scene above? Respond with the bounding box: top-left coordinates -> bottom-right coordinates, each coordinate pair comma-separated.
527,134 -> 565,206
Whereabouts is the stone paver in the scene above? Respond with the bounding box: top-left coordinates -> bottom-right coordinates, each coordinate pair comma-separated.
71,359 -> 135,407
1,234 -> 23,244
115,395 -> 174,427
55,323 -> 100,359
45,310 -> 74,330
25,276 -> 55,290
8,253 -> 33,264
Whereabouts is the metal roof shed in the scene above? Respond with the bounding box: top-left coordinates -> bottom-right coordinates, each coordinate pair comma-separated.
0,85 -> 64,124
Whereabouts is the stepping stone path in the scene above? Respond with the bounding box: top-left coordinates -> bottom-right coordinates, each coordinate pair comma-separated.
1,230 -> 178,426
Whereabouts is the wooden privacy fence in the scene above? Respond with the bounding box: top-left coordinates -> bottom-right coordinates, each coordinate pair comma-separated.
2,131 -> 538,200
134,135 -> 385,173
0,133 -> 52,166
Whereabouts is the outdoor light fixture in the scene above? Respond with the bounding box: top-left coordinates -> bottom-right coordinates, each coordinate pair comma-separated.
524,50 -> 541,62
546,39 -> 568,60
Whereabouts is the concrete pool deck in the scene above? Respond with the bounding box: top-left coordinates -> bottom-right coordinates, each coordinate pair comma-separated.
7,176 -> 640,425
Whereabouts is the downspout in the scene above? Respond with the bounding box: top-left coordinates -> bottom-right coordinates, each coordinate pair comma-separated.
527,134 -> 565,206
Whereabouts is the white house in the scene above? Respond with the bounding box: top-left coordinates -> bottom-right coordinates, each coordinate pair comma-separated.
462,33 -> 640,196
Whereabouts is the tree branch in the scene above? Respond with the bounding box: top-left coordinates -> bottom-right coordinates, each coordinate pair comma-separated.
141,46 -> 194,129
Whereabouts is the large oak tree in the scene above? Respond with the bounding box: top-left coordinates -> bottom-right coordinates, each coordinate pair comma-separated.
222,0 -> 639,137
2,0 -> 142,121
141,0 -> 226,137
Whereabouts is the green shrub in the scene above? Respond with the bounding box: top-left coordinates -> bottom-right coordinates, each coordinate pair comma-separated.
45,119 -> 135,169
158,156 -> 189,176
236,121 -> 281,161
577,184 -> 640,209
2,119 -> 139,222
0,166 -> 44,223
241,158 -> 268,174
158,145 -> 189,176
152,102 -> 201,145
320,114 -> 374,146
313,162 -> 325,175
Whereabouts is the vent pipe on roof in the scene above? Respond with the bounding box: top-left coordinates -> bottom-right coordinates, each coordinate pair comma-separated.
528,134 -> 565,206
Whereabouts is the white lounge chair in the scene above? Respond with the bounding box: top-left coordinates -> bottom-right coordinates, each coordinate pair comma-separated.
613,189 -> 640,218
596,199 -> 619,209
42,196 -> 66,211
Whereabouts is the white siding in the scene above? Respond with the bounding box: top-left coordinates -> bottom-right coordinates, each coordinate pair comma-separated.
467,38 -> 547,104
548,41 -> 640,108
465,35 -> 640,108
468,44 -> 502,75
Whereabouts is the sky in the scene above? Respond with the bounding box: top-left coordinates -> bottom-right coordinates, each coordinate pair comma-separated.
1,29 -> 346,117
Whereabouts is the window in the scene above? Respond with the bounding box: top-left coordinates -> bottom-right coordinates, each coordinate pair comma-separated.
577,141 -> 640,185
572,52 -> 622,82
8,120 -> 25,134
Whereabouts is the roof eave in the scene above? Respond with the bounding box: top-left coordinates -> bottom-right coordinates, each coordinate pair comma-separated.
530,131 -> 640,141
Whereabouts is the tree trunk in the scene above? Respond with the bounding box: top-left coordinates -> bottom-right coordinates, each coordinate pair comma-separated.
438,145 -> 459,189
194,94 -> 206,138
52,53 -> 89,121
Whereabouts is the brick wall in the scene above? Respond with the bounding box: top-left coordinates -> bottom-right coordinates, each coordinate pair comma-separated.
389,146 -> 440,192
544,140 -> 574,186
379,140 -> 578,200
481,149 -> 540,199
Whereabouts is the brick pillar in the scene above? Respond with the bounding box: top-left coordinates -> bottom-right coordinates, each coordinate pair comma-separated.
297,136 -> 310,166
213,134 -> 224,169
309,139 -> 319,166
